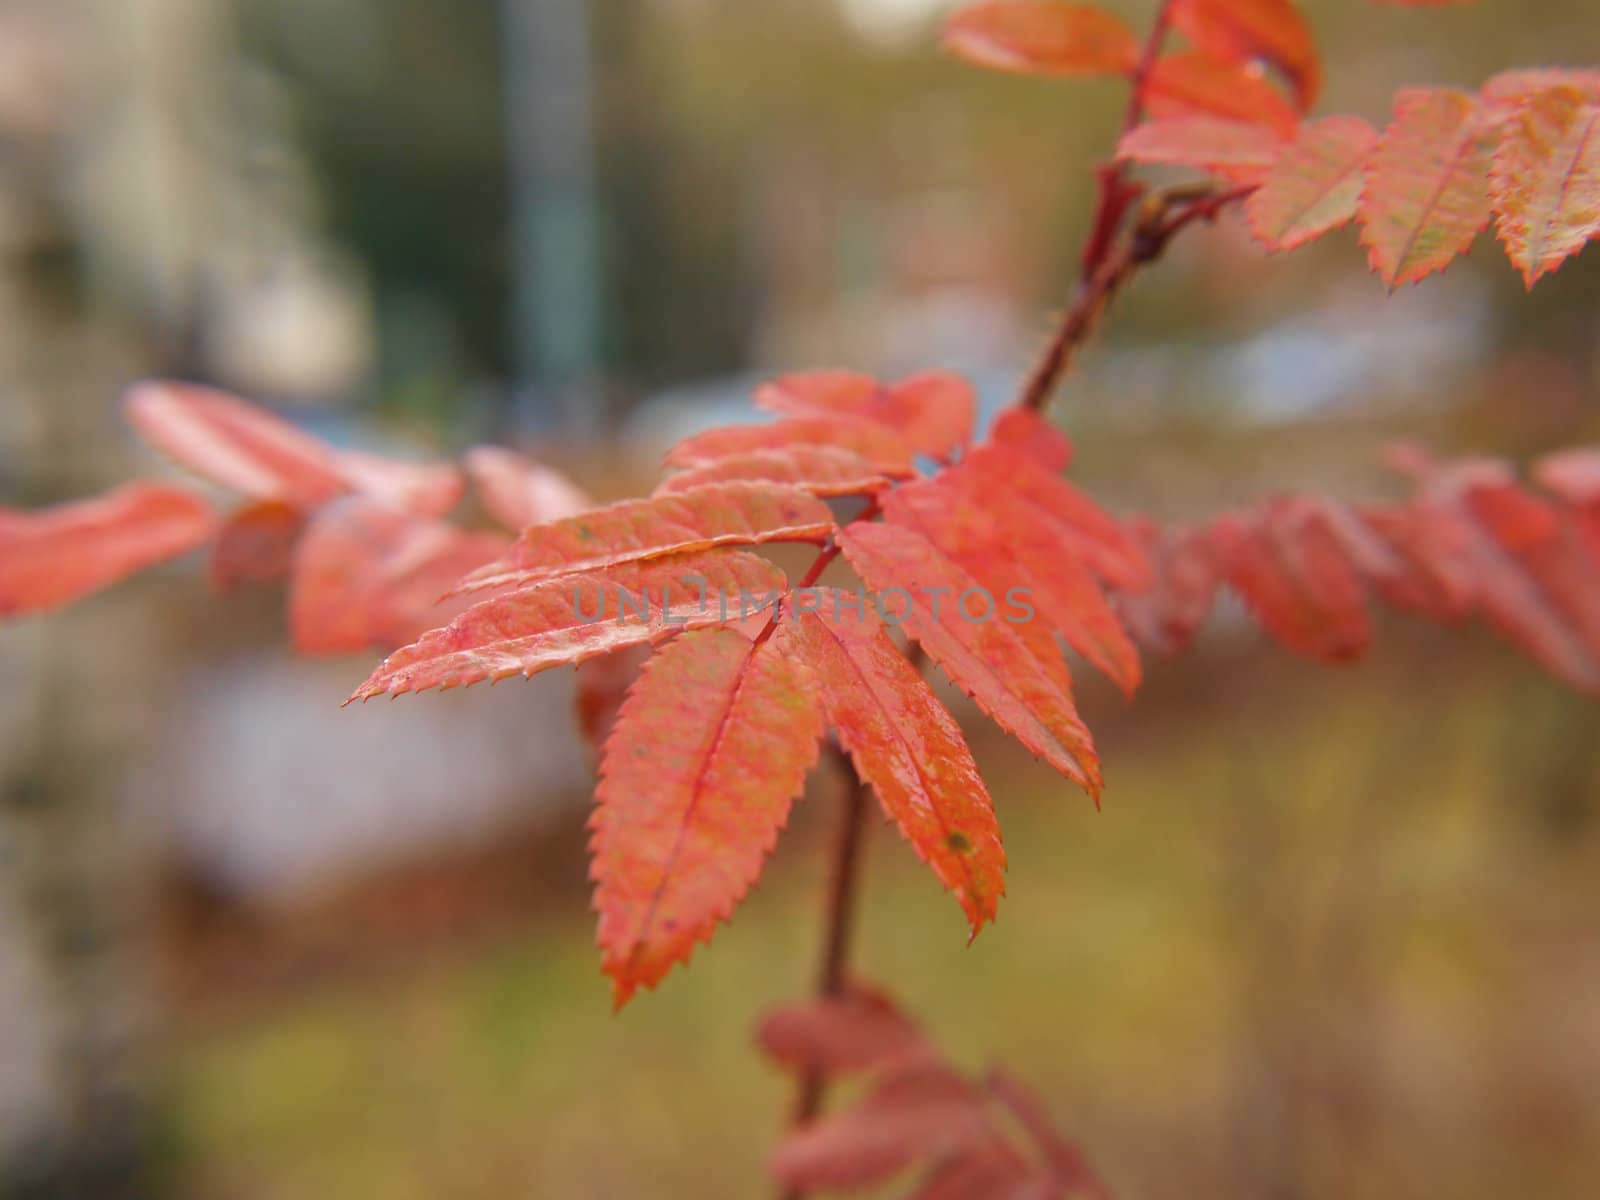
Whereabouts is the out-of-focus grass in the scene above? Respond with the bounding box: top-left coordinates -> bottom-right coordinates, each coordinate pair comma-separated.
166,634 -> 1600,1199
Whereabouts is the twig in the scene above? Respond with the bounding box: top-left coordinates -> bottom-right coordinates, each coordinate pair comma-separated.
780,747 -> 871,1200
1020,181 -> 1255,412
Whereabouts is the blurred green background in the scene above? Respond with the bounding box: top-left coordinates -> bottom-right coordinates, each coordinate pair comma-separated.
1,1 -> 1599,1197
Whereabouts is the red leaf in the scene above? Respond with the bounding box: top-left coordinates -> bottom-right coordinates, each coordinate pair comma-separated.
1146,51 -> 1301,138
1246,115 -> 1380,250
335,450 -> 464,518
463,445 -> 591,531
942,2 -> 1140,78
986,1068 -> 1111,1197
348,551 -> 787,700
1118,115 -> 1286,175
1338,501 -> 1476,622
756,370 -> 977,461
1209,498 -> 1373,662
1457,480 -> 1600,692
1536,446 -> 1600,507
210,499 -> 304,590
592,625 -> 824,1006
1490,84 -> 1600,288
293,501 -> 508,656
887,474 -> 1142,695
1536,447 -> 1600,572
963,444 -> 1153,591
0,482 -> 216,616
988,408 -> 1074,472
770,1062 -> 988,1192
906,1142 -> 1039,1200
1171,0 -> 1321,111
785,599 -> 1007,931
124,381 -> 350,506
666,417 -> 917,476
455,483 -> 834,595
656,445 -> 892,498
1113,518 -> 1219,656
756,985 -> 928,1077
875,478 -> 1075,698
836,521 -> 1102,797
1482,69 -> 1600,110
1360,88 -> 1494,287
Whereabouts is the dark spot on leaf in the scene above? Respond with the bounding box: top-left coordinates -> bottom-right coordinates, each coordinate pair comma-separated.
947,832 -> 972,854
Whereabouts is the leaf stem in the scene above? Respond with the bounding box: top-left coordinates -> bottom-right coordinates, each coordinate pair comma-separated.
780,748 -> 870,1200
1122,0 -> 1178,136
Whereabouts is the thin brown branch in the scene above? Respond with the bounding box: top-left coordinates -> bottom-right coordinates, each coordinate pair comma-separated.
1121,0 -> 1178,135
1019,182 -> 1257,413
780,747 -> 871,1200
1019,0 -> 1242,414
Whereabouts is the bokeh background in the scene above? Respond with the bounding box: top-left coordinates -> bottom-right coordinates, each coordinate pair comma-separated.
2,1 -> 1599,1196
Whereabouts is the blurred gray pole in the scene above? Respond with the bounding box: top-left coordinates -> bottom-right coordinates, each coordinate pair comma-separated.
499,0 -> 604,439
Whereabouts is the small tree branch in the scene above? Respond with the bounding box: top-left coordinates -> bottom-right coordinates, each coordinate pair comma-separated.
1019,182 -> 1257,413
1019,0 -> 1228,414
1121,0 -> 1178,135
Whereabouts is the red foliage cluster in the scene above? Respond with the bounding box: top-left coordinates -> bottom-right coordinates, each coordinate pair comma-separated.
1124,445 -> 1600,693
953,1 -> 1600,288
3,3 -> 1598,1193
0,382 -> 587,650
335,371 -> 1599,1009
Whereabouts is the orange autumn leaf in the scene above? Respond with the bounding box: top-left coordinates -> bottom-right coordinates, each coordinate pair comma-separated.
785,599 -> 1007,933
591,625 -> 824,1006
348,551 -> 787,700
1171,0 -> 1321,111
1490,84 -> 1600,287
942,2 -> 1139,78
0,482 -> 216,616
1360,88 -> 1494,287
836,520 -> 1102,797
1247,115 -> 1380,250
455,483 -> 833,595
